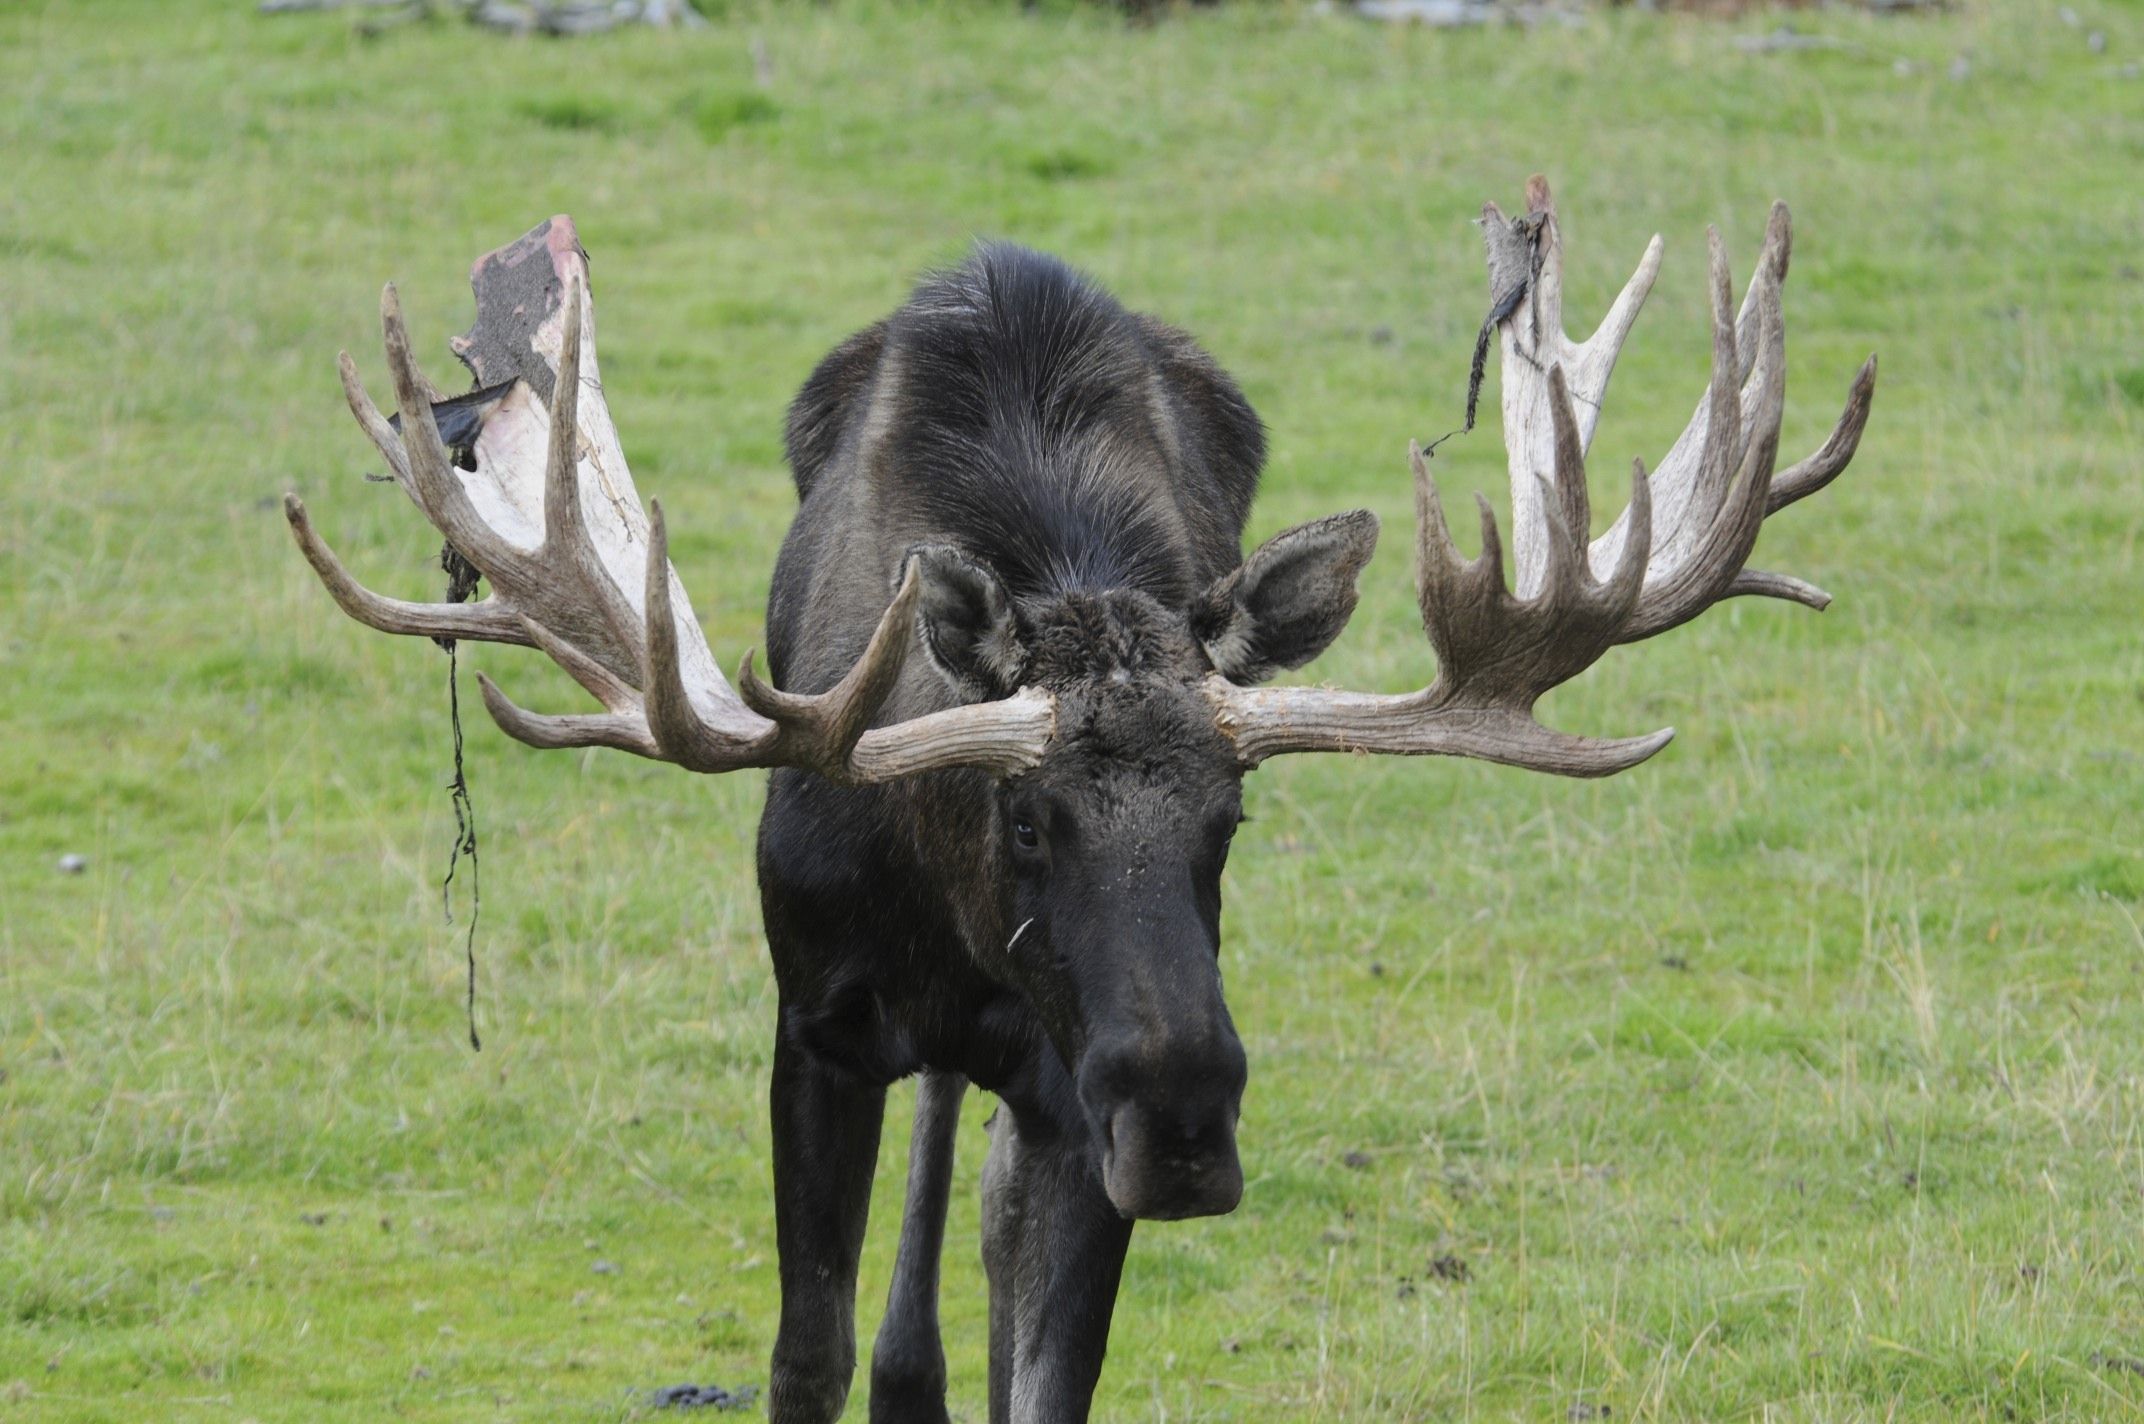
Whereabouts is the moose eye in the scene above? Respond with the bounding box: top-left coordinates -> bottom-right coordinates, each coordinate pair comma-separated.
1013,819 -> 1040,850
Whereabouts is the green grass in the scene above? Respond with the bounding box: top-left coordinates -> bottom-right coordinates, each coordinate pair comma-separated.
3,1 -> 2142,1419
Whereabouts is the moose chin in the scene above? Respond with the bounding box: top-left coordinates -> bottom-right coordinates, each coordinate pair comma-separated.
287,176 -> 1874,1423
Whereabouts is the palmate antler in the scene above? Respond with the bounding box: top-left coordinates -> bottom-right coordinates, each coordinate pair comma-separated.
285,217 -> 1053,783
1210,177 -> 1876,775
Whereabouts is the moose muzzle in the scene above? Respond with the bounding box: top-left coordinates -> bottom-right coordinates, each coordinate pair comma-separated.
1079,1019 -> 1248,1221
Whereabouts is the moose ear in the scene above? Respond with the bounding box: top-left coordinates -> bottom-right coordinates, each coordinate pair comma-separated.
905,545 -> 1030,701
1195,511 -> 1380,685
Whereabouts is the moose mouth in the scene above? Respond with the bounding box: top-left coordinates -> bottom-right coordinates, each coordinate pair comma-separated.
1097,1105 -> 1245,1221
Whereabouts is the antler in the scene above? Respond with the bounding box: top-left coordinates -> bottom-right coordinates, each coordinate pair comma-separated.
285,217 -> 1052,784
1209,177 -> 1875,776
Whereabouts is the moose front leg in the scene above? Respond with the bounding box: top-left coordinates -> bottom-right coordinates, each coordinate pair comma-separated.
768,1027 -> 888,1424
980,1105 -> 1135,1424
869,1070 -> 966,1423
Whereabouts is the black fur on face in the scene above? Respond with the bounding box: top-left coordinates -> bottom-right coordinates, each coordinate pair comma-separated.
899,515 -> 1374,1219
907,511 -> 1378,704
966,588 -> 1253,1218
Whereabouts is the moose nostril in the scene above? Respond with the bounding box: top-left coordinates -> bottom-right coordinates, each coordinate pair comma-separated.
1100,1107 -> 1122,1159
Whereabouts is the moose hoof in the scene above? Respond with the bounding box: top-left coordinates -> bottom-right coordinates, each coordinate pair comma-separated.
767,1355 -> 854,1424
868,1355 -> 950,1424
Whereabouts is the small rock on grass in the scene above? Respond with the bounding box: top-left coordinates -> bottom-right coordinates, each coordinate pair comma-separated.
648,1382 -> 759,1411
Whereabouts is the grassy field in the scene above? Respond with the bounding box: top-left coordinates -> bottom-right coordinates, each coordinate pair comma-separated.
4,1 -> 2143,1419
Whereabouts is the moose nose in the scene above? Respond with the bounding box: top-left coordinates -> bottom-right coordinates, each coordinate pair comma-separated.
1081,1033 -> 1248,1221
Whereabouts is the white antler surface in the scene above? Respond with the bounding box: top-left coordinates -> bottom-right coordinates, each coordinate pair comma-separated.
1210,176 -> 1876,775
287,216 -> 1053,783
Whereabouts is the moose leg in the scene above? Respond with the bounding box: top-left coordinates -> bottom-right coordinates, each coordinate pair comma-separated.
981,1105 -> 1134,1424
981,1106 -> 1018,1424
768,1028 -> 887,1424
869,1070 -> 966,1423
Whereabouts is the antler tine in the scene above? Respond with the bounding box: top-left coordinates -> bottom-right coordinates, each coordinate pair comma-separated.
1769,353 -> 1877,514
1413,480 -> 1514,697
1470,491 -> 1507,600
1502,176 -> 1668,469
524,273 -> 653,684
1622,259 -> 1788,641
738,564 -> 924,782
1609,458 -> 1654,613
1545,364 -> 1594,584
1492,179 -> 1662,598
541,274 -> 590,558
1727,568 -> 1830,611
1409,440 -> 1465,632
1595,224 -> 1749,582
518,613 -> 644,711
1575,232 -> 1664,398
378,284 -> 518,574
1407,442 -> 1460,672
283,494 -> 533,646
337,350 -> 413,493
477,671 -> 663,757
640,500 -> 768,772
1728,202 -> 1792,386
1693,226 -> 1751,523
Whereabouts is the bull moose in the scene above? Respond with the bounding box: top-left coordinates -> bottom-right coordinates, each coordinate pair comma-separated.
285,177 -> 1874,1422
